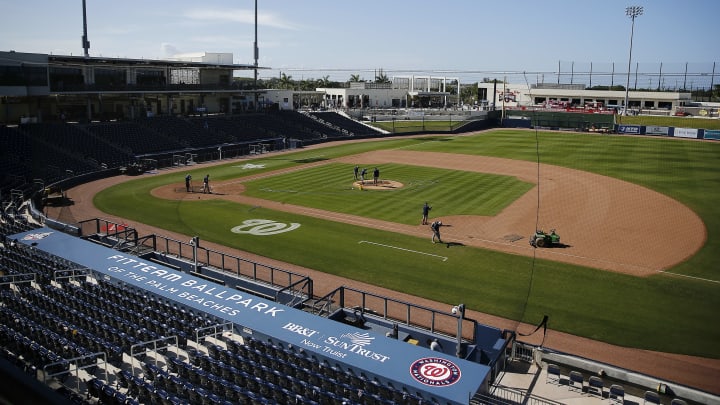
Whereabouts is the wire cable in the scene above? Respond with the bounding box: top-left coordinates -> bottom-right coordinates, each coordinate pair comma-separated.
512,71 -> 547,345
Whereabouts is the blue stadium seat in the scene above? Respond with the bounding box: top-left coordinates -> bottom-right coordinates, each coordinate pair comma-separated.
117,369 -> 132,389
87,377 -> 103,398
100,384 -> 118,404
166,356 -> 183,374
546,363 -> 561,385
113,391 -> 127,405
568,370 -> 584,393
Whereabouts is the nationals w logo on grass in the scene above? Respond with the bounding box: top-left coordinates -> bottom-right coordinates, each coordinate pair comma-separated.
409,357 -> 461,387
231,219 -> 300,235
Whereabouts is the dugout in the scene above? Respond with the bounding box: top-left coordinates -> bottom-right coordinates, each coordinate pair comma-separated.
317,286 -> 512,388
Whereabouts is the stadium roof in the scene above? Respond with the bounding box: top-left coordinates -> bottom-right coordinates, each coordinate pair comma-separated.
47,54 -> 267,71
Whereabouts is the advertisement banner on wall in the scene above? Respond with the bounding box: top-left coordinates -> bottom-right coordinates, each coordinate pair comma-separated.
674,128 -> 699,139
703,130 -> 720,140
617,125 -> 641,134
645,126 -> 670,136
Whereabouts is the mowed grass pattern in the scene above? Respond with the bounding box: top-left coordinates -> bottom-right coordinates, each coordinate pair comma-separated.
406,131 -> 720,280
241,163 -> 533,224
94,130 -> 720,357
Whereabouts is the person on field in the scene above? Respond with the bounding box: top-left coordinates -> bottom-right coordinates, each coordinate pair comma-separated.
422,202 -> 432,225
360,167 -> 367,184
202,174 -> 210,194
373,167 -> 380,185
431,220 -> 444,243
354,165 -> 359,180
185,174 -> 192,192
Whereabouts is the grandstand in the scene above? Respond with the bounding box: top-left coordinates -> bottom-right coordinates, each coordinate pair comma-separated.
1,225 -> 499,404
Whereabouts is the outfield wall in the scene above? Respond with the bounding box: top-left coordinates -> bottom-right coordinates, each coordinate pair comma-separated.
617,124 -> 718,140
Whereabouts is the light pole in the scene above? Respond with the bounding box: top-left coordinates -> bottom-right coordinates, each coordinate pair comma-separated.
623,6 -> 643,116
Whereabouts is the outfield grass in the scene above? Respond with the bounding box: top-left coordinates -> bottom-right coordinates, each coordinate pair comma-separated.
95,131 -> 720,358
373,114 -> 720,131
241,163 -> 533,224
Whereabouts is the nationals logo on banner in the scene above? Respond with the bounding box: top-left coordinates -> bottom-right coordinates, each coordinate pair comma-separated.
409,357 -> 462,387
22,232 -> 53,241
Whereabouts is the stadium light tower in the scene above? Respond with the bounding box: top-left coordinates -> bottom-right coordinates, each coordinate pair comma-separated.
253,0 -> 259,109
81,0 -> 90,57
623,5 -> 643,115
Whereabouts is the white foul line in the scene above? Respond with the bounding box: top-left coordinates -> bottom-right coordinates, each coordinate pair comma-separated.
658,270 -> 720,284
359,241 -> 448,262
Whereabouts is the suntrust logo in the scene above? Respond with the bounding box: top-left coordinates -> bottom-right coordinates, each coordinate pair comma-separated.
410,357 -> 461,386
323,332 -> 390,363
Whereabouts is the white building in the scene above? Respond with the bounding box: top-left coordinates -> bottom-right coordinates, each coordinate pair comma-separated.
477,82 -> 692,112
317,76 -> 461,110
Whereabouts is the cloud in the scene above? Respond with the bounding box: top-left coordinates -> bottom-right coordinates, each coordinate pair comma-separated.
161,43 -> 182,58
184,8 -> 299,30
160,43 -> 205,60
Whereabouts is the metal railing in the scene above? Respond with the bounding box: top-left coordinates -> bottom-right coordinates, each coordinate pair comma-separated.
473,386 -> 565,405
137,233 -> 313,299
309,285 -> 477,343
129,336 -> 179,374
43,352 -> 108,393
194,321 -> 234,344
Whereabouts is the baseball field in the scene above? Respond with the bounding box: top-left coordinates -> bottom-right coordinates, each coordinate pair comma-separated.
90,129 -> 720,362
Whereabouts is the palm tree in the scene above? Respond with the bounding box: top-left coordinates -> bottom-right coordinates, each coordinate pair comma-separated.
349,74 -> 362,83
317,75 -> 331,88
375,69 -> 390,84
297,79 -> 316,91
279,72 -> 294,89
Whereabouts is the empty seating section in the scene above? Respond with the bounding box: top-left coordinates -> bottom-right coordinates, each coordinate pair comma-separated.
1,240 -> 74,284
308,111 -> 383,137
279,111 -> 349,140
223,111 -> 350,141
2,111 -> 376,195
0,226 -> 435,404
19,122 -> 134,170
85,122 -> 185,154
1,124 -> 94,187
137,116 -> 216,148
193,115 -> 273,143
0,211 -> 40,239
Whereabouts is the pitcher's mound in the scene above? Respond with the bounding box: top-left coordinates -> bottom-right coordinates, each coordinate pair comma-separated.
353,180 -> 404,190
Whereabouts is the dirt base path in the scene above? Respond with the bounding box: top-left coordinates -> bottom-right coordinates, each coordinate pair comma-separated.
46,139 -> 720,395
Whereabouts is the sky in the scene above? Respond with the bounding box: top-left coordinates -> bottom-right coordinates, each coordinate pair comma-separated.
1,0 -> 718,86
